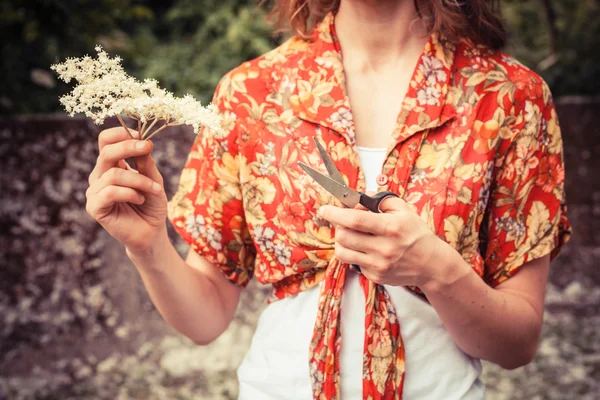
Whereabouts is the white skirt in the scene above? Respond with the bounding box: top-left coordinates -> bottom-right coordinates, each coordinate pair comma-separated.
237,272 -> 485,400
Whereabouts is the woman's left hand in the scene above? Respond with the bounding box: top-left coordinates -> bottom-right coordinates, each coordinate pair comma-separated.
318,195 -> 449,288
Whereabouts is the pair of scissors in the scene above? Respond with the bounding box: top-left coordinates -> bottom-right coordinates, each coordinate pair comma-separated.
298,137 -> 400,273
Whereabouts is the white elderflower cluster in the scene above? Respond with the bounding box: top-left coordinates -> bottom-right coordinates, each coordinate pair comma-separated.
51,45 -> 223,140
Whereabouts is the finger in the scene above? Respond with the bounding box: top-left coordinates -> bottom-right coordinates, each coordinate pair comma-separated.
90,167 -> 162,196
319,206 -> 387,235
359,266 -> 386,285
118,159 -> 136,172
90,140 -> 153,183
87,186 -> 145,219
89,128 -> 141,184
334,243 -> 377,268
378,196 -> 409,213
335,226 -> 379,253
133,142 -> 163,184
98,127 -> 140,152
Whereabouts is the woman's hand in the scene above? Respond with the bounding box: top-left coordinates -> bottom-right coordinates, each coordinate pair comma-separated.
85,127 -> 168,254
318,195 -> 449,288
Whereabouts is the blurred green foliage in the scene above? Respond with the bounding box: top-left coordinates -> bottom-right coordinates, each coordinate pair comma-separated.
1,0 -> 598,115
502,0 -> 600,97
129,0 -> 276,104
0,0 -> 154,114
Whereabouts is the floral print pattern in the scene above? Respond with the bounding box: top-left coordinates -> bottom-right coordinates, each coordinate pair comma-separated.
168,12 -> 572,400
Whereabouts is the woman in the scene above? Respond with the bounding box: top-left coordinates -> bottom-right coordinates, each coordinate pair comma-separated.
85,0 -> 572,398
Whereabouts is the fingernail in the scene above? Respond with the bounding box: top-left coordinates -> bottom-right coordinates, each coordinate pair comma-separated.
152,182 -> 161,192
136,141 -> 147,150
138,194 -> 145,202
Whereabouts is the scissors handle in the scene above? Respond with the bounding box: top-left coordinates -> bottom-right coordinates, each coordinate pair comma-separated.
350,191 -> 399,274
359,191 -> 399,213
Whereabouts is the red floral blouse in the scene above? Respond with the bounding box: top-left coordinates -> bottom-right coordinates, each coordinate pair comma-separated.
168,12 -> 572,400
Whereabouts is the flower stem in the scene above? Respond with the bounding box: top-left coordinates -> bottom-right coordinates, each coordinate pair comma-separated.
144,123 -> 170,141
116,115 -> 134,139
141,118 -> 159,140
126,114 -> 141,137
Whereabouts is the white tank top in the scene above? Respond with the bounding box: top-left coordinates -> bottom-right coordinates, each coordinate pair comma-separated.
236,147 -> 485,400
356,146 -> 388,193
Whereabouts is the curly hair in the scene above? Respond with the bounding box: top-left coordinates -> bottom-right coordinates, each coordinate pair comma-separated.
267,0 -> 507,50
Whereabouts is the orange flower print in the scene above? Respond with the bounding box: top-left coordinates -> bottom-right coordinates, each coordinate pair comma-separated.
325,351 -> 336,375
231,65 -> 260,81
243,117 -> 267,143
290,91 -> 318,119
278,197 -> 311,232
471,119 -> 499,154
445,175 -> 466,206
536,154 -> 565,193
514,144 -> 540,178
426,170 -> 465,207
498,144 -> 539,182
168,12 -> 572,400
512,68 -> 544,101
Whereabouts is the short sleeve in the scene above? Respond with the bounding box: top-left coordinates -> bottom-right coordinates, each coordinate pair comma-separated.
482,86 -> 572,287
168,77 -> 256,287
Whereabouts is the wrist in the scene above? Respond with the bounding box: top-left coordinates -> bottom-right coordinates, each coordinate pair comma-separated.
420,237 -> 471,294
125,230 -> 170,272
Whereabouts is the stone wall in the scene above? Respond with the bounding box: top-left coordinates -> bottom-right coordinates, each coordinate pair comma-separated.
0,100 -> 598,399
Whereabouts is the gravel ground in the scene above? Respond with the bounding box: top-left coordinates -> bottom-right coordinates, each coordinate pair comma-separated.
0,106 -> 598,399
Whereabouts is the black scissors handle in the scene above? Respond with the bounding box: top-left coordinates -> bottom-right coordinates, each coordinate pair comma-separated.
351,191 -> 399,274
359,191 -> 399,213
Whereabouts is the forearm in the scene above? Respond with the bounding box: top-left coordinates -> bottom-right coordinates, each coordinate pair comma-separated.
126,233 -> 235,345
421,243 -> 543,369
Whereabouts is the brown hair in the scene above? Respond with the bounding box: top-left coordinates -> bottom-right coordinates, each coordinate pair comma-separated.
267,0 -> 507,50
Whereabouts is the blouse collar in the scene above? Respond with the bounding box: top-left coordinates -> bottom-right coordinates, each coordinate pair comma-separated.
290,12 -> 458,149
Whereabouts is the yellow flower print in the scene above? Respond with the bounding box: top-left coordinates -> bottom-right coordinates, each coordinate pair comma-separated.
216,110 -> 237,139
545,107 -> 564,155
290,79 -> 335,120
242,177 -> 276,226
244,177 -> 276,206
214,152 -> 241,187
416,133 -> 468,177
168,12 -> 572,400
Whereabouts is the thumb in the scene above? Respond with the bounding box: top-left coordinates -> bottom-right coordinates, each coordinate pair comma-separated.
378,195 -> 408,214
134,141 -> 163,184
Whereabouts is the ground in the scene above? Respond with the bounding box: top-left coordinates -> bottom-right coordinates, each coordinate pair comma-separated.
0,103 -> 598,399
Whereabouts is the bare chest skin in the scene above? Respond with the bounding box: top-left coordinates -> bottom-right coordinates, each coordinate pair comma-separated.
343,32 -> 427,149
345,68 -> 411,148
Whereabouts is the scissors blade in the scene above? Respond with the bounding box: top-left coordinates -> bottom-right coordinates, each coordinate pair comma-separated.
313,137 -> 346,186
298,162 -> 361,208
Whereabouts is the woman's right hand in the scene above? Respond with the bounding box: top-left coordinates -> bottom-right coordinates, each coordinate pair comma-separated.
85,127 -> 168,254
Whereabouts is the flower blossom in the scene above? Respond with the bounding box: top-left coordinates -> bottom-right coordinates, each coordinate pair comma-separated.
51,45 -> 223,139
